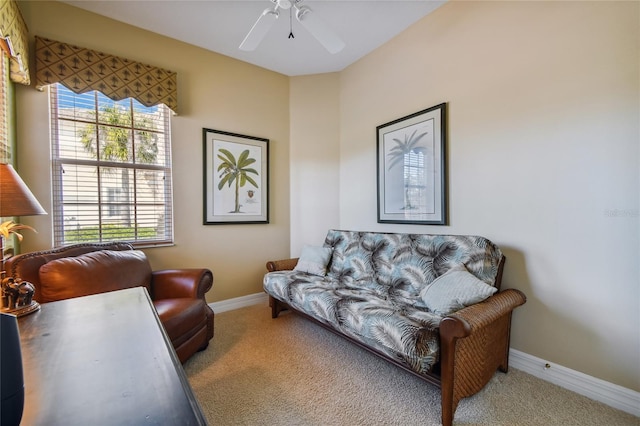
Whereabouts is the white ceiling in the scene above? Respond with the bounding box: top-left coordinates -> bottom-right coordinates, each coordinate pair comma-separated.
61,0 -> 446,76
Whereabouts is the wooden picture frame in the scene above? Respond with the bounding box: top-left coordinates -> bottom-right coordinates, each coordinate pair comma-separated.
377,103 -> 447,225
203,128 -> 269,224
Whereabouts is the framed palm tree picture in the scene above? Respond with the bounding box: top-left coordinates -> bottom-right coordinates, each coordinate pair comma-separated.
203,128 -> 269,224
376,103 -> 447,225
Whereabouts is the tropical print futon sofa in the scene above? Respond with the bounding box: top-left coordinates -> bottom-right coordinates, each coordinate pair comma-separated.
263,230 -> 526,426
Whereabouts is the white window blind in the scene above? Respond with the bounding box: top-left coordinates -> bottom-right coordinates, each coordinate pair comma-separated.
403,151 -> 429,213
50,83 -> 174,247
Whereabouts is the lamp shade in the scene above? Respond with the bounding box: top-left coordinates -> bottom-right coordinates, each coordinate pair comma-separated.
0,164 -> 46,217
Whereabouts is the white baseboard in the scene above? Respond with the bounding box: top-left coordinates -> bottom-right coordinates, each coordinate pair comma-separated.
510,348 -> 640,417
209,292 -> 268,313
209,293 -> 639,418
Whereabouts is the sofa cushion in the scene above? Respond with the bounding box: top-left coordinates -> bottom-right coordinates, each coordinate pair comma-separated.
38,250 -> 152,303
419,265 -> 497,316
264,269 -> 443,374
294,245 -> 333,276
323,230 -> 504,299
264,270 -> 340,320
334,289 -> 443,374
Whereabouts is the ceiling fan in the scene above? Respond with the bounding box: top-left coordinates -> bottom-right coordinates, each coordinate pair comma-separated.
239,0 -> 345,54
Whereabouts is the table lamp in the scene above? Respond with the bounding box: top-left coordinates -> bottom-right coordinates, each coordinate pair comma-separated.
0,163 -> 46,316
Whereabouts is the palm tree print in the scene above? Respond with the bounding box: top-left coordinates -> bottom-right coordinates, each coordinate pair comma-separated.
386,128 -> 428,210
217,148 -> 259,213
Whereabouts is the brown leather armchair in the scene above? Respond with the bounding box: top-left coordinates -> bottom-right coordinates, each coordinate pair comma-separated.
4,243 -> 214,363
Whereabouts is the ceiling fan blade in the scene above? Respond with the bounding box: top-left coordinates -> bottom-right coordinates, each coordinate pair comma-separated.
239,8 -> 279,51
295,6 -> 345,54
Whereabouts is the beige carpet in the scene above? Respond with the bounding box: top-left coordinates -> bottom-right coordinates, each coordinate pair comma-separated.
184,304 -> 638,426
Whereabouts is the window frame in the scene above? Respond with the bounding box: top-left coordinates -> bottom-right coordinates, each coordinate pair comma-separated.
49,83 -> 174,248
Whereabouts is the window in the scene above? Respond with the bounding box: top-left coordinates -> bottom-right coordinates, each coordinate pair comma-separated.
50,83 -> 174,247
403,150 -> 429,212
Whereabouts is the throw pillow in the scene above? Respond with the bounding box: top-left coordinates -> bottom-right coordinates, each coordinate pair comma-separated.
294,245 -> 333,276
419,265 -> 497,316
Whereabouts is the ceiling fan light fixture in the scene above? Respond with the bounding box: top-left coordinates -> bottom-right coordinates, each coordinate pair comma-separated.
295,6 -> 345,54
276,0 -> 293,10
239,7 -> 279,51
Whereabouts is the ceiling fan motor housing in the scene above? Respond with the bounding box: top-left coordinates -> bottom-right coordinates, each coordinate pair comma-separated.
241,0 -> 344,54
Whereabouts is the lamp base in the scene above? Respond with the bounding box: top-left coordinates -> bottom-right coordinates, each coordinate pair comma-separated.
0,301 -> 40,317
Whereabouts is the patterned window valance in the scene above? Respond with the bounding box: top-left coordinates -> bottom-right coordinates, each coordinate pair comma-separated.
0,0 -> 30,85
35,36 -> 178,113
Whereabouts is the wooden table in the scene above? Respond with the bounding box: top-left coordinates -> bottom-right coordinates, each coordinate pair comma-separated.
18,287 -> 207,425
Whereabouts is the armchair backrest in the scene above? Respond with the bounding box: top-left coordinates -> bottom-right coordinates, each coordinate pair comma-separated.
4,243 -> 134,303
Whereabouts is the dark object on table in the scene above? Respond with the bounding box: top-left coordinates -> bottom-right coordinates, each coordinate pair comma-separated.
0,312 -> 24,426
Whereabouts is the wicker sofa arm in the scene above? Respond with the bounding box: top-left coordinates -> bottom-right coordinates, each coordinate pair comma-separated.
151,268 -> 213,300
442,288 -> 527,336
438,288 -> 526,426
266,258 -> 299,272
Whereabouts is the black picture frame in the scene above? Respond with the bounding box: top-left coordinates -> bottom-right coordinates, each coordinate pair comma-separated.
376,103 -> 447,225
203,128 -> 269,224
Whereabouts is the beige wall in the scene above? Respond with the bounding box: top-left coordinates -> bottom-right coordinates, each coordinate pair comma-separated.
289,73 -> 340,255
338,1 -> 639,390
13,0 -> 639,392
15,1 -> 291,303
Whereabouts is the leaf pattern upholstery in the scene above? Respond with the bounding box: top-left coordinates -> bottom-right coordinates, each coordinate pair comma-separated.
264,230 -> 504,375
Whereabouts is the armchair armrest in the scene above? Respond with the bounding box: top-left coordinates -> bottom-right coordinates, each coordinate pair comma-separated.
266,258 -> 299,272
151,269 -> 213,300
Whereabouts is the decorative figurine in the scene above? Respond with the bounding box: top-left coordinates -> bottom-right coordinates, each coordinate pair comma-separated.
0,275 -> 39,317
